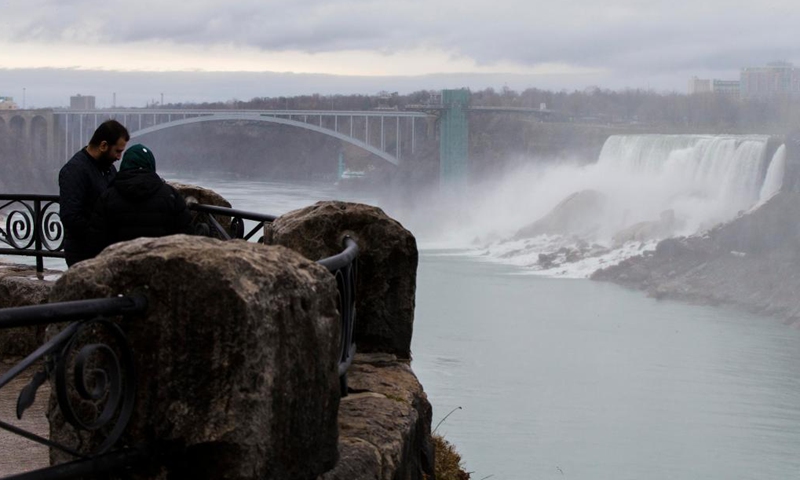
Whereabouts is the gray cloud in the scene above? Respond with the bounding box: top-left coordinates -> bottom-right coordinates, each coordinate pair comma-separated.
2,0 -> 799,82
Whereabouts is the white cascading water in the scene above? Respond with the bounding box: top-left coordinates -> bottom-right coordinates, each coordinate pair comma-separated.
758,144 -> 786,205
423,134 -> 786,278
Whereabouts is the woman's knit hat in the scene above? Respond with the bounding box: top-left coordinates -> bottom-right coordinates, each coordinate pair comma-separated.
120,144 -> 156,172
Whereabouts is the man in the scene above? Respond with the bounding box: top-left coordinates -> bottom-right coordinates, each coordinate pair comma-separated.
59,119 -> 129,266
88,143 -> 192,257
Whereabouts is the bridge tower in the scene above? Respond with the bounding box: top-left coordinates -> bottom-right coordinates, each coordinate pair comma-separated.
439,89 -> 470,190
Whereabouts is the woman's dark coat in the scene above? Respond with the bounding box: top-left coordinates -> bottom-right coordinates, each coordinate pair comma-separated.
89,169 -> 192,256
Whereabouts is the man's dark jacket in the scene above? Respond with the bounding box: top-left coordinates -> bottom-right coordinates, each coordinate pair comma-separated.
58,148 -> 116,266
88,169 -> 192,257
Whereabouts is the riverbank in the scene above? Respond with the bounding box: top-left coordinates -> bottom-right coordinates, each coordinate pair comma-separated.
591,191 -> 800,325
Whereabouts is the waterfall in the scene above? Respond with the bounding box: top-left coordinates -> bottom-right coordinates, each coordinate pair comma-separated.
450,134 -> 788,277
758,144 -> 786,204
598,134 -> 772,213
591,134 -> 782,234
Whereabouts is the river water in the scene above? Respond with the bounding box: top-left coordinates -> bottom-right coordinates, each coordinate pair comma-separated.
5,170 -> 800,479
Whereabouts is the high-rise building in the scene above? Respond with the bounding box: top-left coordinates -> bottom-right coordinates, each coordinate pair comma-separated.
70,94 -> 96,109
688,76 -> 712,94
711,80 -> 740,97
740,62 -> 800,99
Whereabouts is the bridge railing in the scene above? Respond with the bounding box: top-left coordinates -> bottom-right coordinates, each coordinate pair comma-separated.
0,194 -> 64,273
0,295 -> 148,479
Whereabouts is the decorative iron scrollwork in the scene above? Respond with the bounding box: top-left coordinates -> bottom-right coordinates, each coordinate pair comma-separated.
0,295 -> 145,465
40,200 -> 64,251
53,319 -> 136,455
0,195 -> 65,271
2,200 -> 36,250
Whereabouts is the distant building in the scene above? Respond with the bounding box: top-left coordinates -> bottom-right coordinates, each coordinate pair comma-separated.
688,76 -> 711,94
740,62 -> 800,99
70,94 -> 96,110
0,96 -> 17,110
711,79 -> 740,97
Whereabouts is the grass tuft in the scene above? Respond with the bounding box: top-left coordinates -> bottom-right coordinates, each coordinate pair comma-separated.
429,433 -> 470,480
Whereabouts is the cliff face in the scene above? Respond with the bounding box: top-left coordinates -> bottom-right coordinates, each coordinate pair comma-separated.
592,192 -> 800,324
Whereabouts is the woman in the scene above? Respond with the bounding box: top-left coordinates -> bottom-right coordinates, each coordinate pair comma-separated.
89,143 -> 192,257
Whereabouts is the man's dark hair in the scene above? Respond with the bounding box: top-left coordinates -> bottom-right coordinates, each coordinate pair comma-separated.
88,120 -> 130,147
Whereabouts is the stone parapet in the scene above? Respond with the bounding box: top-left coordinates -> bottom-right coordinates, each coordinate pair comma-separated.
320,353 -> 434,480
47,235 -> 341,479
0,261 -> 57,357
268,201 -> 418,359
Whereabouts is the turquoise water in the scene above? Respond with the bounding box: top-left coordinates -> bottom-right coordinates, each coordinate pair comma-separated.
412,251 -> 800,479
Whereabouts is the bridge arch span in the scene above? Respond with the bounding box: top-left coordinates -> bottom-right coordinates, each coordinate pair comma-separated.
130,114 -> 400,166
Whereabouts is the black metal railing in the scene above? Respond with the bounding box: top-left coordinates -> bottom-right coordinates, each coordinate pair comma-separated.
0,294 -> 148,479
319,236 -> 359,396
0,194 -> 64,273
0,196 -> 279,272
187,202 -> 277,242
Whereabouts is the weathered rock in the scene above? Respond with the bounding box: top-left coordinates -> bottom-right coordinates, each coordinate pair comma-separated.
612,209 -> 681,246
169,181 -> 233,233
168,182 -> 231,209
47,235 -> 341,480
710,192 -> 800,254
515,189 -> 606,239
592,192 -> 800,325
267,201 -> 418,359
0,262 -> 58,357
320,354 -> 434,480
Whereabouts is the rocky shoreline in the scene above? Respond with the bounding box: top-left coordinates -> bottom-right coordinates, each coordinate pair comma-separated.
591,191 -> 800,325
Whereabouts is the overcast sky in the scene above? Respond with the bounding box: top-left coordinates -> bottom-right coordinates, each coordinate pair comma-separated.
1,0 -> 798,107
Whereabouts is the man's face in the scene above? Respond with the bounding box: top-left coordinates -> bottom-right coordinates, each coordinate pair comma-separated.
99,138 -> 128,164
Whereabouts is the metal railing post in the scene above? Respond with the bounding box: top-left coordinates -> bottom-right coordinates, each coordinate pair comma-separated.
33,199 -> 43,274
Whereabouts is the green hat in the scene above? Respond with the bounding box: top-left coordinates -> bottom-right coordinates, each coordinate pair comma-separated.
120,144 -> 156,172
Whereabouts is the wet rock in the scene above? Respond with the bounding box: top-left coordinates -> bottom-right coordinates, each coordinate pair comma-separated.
612,209 -> 681,246
515,190 -> 606,239
593,192 -> 800,324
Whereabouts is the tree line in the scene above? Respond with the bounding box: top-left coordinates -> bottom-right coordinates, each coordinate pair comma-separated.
162,87 -> 800,134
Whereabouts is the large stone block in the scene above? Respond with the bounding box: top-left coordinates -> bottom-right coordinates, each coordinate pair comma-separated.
169,181 -> 234,233
47,235 -> 341,480
0,262 -> 56,357
319,354 -> 434,480
267,201 -> 418,359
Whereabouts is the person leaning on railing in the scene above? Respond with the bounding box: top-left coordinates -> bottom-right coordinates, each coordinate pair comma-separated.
87,144 -> 193,259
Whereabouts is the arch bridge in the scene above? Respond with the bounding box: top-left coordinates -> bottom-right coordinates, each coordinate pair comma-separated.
54,109 -> 435,167
0,89 -> 529,186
